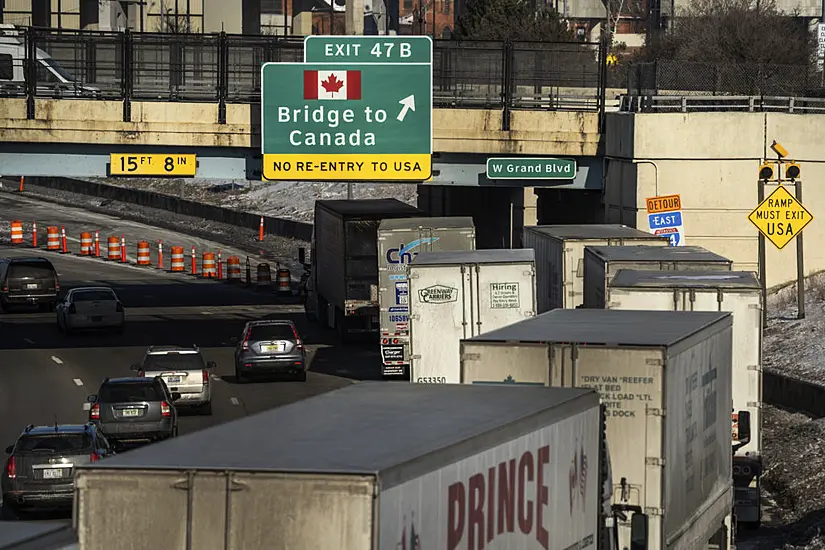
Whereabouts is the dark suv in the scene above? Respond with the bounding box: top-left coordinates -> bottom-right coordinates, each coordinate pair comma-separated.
0,257 -> 60,312
1,423 -> 113,518
233,319 -> 307,382
86,377 -> 180,446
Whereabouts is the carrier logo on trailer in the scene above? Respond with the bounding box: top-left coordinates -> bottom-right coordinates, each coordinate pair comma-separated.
569,442 -> 588,515
418,285 -> 458,304
397,512 -> 422,550
387,237 -> 440,264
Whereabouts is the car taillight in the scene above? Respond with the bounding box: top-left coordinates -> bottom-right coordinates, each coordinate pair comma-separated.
392,338 -> 399,344
242,328 -> 250,351
115,301 -> 124,312
90,404 -> 100,420
291,326 -> 303,350
89,452 -> 98,463
6,457 -> 15,479
161,402 -> 171,417
68,304 -> 76,314
137,370 -> 145,377
1,285 -> 7,292
202,370 -> 209,383
54,279 -> 60,291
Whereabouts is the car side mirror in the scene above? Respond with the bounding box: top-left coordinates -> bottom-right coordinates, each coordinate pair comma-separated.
4,445 -> 13,454
207,361 -> 217,369
129,363 -> 141,371
171,392 -> 182,401
298,247 -> 306,265
86,394 -> 97,403
82,402 -> 92,411
630,513 -> 649,550
733,410 -> 751,452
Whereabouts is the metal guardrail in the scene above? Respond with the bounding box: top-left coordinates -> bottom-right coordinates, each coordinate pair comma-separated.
1,27 -> 607,125
620,94 -> 825,114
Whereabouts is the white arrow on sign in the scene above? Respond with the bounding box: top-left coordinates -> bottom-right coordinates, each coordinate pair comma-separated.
396,95 -> 416,122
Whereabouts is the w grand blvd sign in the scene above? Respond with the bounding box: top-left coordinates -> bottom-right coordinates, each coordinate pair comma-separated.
261,55 -> 432,181
748,184 -> 813,249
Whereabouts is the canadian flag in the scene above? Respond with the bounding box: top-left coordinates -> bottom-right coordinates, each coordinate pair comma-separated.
303,70 -> 362,100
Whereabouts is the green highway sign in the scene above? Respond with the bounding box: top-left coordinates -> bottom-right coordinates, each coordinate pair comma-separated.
261,62 -> 433,181
486,157 -> 577,180
304,36 -> 432,64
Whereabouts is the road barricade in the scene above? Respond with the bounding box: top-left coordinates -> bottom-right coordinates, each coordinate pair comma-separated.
107,236 -> 121,261
46,226 -> 60,250
202,252 -> 216,278
256,263 -> 272,292
276,266 -> 291,295
10,221 -> 23,244
170,246 -> 185,272
80,232 -> 93,255
226,256 -> 241,283
137,241 -> 151,265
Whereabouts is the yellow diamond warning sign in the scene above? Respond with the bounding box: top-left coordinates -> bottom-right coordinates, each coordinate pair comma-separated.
748,185 -> 813,250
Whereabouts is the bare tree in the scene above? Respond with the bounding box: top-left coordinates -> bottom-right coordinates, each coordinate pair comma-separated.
604,0 -> 646,49
455,0 -> 573,41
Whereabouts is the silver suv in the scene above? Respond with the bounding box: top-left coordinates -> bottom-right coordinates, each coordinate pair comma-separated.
130,346 -> 215,415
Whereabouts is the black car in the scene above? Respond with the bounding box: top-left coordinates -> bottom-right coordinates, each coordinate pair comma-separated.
1,423 -> 114,518
233,319 -> 308,382
87,377 -> 180,446
0,257 -> 60,312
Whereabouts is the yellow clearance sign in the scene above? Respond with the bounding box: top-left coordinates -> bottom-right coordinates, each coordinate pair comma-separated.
110,154 -> 197,177
748,185 -> 813,249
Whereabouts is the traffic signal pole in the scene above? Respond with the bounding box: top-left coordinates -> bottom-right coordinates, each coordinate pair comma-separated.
757,177 -> 766,327
795,180 -> 805,319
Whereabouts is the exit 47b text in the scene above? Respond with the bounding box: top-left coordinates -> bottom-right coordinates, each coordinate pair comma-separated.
325,42 -> 414,59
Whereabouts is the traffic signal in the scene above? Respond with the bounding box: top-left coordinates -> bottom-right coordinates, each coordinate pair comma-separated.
758,162 -> 777,181
785,162 -> 801,180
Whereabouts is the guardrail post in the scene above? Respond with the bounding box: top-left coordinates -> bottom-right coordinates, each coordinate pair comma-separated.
502,40 -> 513,131
25,27 -> 36,120
217,31 -> 227,124
121,28 -> 133,123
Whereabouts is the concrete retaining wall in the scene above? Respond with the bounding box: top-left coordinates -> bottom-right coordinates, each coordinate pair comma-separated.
31,177 -> 313,242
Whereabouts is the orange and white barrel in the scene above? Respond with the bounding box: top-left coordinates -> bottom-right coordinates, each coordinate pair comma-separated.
10,221 -> 23,244
79,232 -> 93,255
137,241 -> 151,265
107,236 -> 121,261
202,252 -> 216,278
46,226 -> 60,250
276,267 -> 291,294
226,256 -> 241,282
170,246 -> 185,272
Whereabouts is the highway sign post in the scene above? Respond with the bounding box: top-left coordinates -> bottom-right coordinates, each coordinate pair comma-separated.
109,154 -> 197,177
261,62 -> 432,181
645,193 -> 684,246
486,158 -> 576,180
748,185 -> 812,250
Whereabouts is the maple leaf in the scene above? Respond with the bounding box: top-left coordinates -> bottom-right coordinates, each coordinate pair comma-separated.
321,73 -> 344,95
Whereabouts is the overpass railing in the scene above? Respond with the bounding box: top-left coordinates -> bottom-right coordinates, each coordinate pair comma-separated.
1,27 -> 606,125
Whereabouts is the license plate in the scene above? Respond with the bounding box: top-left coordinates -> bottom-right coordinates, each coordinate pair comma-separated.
89,316 -> 102,322
26,283 -> 38,289
42,468 -> 63,479
166,376 -> 181,383
261,344 -> 285,353
122,408 -> 140,417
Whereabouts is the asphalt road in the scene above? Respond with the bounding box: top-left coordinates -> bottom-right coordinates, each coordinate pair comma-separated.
0,199 -> 385,523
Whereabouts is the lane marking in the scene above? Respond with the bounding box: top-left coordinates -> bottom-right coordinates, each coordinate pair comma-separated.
201,311 -> 213,315
23,338 -> 34,344
51,355 -> 63,364
73,378 -> 84,386
230,397 -> 240,405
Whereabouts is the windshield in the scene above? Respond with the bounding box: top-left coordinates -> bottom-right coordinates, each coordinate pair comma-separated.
41,56 -> 75,82
143,353 -> 205,372
248,324 -> 296,341
8,263 -> 54,279
17,433 -> 91,453
99,384 -> 163,402
73,290 -> 116,302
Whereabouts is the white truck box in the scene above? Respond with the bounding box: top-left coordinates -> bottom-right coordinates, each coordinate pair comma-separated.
604,269 -> 763,526
523,224 -> 668,312
408,249 -> 536,384
74,383 -> 605,550
377,216 -> 476,375
583,246 -> 732,309
461,309 -> 735,550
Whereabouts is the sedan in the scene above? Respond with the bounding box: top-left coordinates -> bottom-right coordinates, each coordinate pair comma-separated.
56,286 -> 125,335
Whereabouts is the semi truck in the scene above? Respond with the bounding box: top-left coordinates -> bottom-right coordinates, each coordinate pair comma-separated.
460,308 -> 752,550
407,249 -> 537,384
377,216 -> 476,376
304,199 -> 421,342
582,246 -> 733,309
596,269 -> 764,529
73,382 -> 611,550
522,224 -> 668,312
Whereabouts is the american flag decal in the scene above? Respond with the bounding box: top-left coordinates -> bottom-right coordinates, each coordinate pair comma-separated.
580,444 -> 588,503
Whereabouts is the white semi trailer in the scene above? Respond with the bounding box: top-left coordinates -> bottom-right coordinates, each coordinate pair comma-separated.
74,383 -> 610,550
460,308 -> 752,550
595,269 -> 763,529
523,224 -> 668,312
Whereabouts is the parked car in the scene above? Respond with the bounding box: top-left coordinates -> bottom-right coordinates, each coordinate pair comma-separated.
56,286 -> 125,334
130,345 -> 215,415
85,377 -> 179,446
0,256 -> 59,312
1,422 -> 114,519
233,319 -> 307,382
